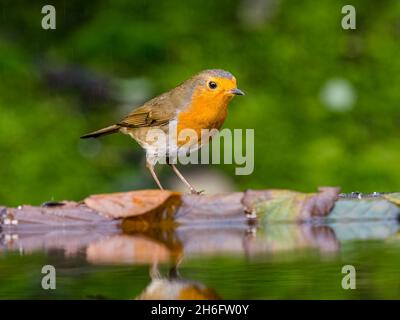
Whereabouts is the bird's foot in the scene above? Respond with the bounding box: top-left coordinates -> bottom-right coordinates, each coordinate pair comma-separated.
190,188 -> 204,195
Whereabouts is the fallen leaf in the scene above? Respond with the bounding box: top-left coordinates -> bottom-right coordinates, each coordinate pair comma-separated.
242,187 -> 340,222
383,193 -> 400,206
9,201 -> 109,226
84,190 -> 181,219
176,192 -> 247,225
328,199 -> 399,221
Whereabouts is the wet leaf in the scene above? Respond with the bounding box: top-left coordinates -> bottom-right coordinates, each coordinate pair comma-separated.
84,190 -> 181,219
176,193 -> 246,225
383,193 -> 400,206
328,199 -> 400,221
242,187 -> 340,222
7,201 -> 109,226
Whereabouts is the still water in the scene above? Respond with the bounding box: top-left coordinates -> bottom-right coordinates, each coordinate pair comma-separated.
1,219 -> 399,299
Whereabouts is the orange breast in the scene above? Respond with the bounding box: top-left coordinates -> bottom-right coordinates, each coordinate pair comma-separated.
177,91 -> 230,147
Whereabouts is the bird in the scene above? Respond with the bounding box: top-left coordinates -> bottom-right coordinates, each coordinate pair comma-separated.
80,69 -> 244,194
137,261 -> 220,300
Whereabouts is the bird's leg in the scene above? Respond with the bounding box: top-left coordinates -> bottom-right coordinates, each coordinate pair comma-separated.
168,163 -> 202,195
146,161 -> 164,190
168,254 -> 184,279
150,260 -> 162,279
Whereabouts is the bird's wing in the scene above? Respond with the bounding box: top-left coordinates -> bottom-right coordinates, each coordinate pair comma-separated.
117,94 -> 177,128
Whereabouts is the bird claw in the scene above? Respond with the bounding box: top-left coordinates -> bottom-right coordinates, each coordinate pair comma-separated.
190,189 -> 204,195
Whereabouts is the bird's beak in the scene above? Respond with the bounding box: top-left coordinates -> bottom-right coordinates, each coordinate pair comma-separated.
228,88 -> 245,96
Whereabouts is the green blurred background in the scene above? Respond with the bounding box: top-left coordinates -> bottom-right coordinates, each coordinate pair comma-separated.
1,0 -> 400,206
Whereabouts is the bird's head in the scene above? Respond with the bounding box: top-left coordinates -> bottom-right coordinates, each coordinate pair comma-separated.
190,69 -> 245,103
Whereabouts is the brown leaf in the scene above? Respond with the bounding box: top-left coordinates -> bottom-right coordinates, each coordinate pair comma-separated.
176,192 -> 247,224
84,190 -> 181,219
9,201 -> 109,226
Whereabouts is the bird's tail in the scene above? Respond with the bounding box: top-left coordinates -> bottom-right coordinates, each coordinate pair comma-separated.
80,124 -> 120,139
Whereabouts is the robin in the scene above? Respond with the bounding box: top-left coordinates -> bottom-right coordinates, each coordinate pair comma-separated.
81,69 -> 244,194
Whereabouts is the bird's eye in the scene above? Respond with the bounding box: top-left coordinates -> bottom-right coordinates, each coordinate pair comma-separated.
208,81 -> 217,89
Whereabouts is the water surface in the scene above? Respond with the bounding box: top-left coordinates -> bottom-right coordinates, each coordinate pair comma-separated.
1,220 -> 399,299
